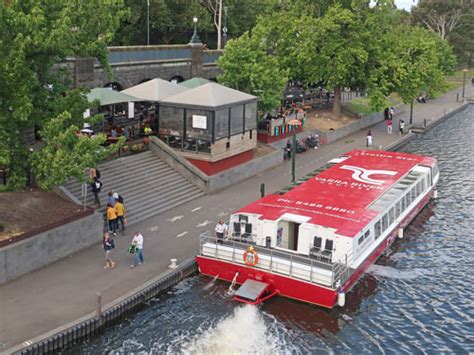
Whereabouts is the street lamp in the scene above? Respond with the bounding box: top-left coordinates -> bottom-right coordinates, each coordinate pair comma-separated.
462,68 -> 468,99
190,16 -> 201,44
146,0 -> 150,45
287,118 -> 302,184
222,6 -> 228,47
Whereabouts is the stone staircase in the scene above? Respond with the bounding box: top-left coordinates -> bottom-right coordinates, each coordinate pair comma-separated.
62,151 -> 205,225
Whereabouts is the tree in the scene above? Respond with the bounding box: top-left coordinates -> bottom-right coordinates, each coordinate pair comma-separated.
217,32 -> 288,111
449,8 -> 474,67
306,5 -> 370,117
412,0 -> 466,39
0,1 -> 126,190
368,25 -> 456,111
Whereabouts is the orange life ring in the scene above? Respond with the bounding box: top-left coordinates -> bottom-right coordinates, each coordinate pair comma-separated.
243,246 -> 259,267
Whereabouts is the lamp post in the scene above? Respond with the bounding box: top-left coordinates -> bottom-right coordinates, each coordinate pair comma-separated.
287,118 -> 302,184
462,68 -> 468,99
222,6 -> 228,47
146,0 -> 150,45
190,16 -> 201,44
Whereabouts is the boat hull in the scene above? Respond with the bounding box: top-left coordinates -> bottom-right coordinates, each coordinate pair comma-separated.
197,188 -> 434,308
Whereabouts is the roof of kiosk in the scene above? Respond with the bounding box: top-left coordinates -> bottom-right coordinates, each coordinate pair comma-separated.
121,78 -> 189,102
179,77 -> 212,89
160,82 -> 257,110
236,150 -> 435,238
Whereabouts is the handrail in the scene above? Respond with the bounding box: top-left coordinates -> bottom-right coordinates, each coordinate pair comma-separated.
199,234 -> 353,289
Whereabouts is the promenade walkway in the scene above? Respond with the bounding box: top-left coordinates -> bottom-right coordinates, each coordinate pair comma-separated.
1,85 -> 472,351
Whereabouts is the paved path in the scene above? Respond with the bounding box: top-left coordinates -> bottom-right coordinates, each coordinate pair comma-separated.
1,85 -> 472,351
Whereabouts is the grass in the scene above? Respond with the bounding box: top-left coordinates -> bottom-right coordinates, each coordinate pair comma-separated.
447,69 -> 474,81
343,94 -> 401,116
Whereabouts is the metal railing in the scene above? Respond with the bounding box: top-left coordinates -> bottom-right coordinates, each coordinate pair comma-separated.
199,232 -> 352,289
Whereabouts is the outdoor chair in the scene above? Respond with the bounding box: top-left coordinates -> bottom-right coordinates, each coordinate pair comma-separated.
309,236 -> 322,258
321,239 -> 334,262
232,222 -> 241,238
242,223 -> 252,239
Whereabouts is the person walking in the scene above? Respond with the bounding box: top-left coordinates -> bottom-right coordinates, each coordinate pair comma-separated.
107,203 -> 118,235
399,119 -> 405,136
366,129 -> 373,147
103,232 -> 116,269
386,119 -> 393,134
215,219 -> 228,244
130,232 -> 144,268
115,199 -> 126,232
90,177 -> 102,207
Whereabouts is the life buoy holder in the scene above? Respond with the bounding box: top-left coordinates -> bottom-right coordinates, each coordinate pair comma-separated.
243,246 -> 259,267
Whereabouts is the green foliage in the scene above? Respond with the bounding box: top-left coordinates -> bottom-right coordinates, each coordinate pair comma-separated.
0,1 -> 126,190
112,0 -> 279,47
31,113 -> 124,190
217,32 -> 288,112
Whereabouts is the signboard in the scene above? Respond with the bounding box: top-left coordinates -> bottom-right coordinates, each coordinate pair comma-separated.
192,115 -> 207,129
128,102 -> 135,119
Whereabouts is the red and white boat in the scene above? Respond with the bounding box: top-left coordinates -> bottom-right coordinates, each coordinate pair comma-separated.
196,150 -> 439,308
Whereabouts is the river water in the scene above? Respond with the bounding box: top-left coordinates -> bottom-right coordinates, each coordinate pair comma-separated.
69,106 -> 474,354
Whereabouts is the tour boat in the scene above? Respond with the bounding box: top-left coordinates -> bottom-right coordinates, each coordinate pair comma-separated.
196,150 -> 439,308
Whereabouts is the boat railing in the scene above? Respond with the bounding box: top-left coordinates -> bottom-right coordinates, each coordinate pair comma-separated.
199,232 -> 353,289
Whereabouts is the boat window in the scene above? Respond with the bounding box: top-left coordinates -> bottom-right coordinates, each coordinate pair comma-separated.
396,201 -> 401,218
374,221 -> 381,239
358,230 -> 371,246
417,181 -> 422,196
389,207 -> 395,225
382,214 -> 389,231
239,215 -> 248,223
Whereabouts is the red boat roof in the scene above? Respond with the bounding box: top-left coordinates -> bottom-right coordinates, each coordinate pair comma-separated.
236,150 -> 435,238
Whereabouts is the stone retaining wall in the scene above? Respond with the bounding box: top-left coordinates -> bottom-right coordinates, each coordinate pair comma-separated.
0,212 -> 102,285
149,137 -> 282,193
317,105 -> 407,145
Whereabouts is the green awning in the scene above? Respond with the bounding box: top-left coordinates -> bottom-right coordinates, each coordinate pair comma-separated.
179,77 -> 211,89
86,88 -> 139,106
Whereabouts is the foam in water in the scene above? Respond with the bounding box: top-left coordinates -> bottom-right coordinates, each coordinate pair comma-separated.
369,265 -> 427,280
180,305 -> 278,355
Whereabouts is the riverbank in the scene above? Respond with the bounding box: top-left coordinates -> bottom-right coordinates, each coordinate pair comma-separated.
2,85 -> 472,354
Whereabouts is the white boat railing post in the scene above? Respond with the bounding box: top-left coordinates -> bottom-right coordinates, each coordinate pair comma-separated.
269,249 -> 273,271
289,254 -> 293,276
232,241 -> 235,262
215,237 -> 218,258
310,259 -> 314,283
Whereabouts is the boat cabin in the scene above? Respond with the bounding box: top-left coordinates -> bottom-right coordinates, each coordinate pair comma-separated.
226,150 -> 438,270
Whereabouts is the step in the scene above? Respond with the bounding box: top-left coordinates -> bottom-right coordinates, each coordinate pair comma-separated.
100,180 -> 193,210
97,155 -> 162,177
85,175 -> 192,210
126,185 -> 202,216
126,190 -> 205,225
66,165 -> 177,196
98,151 -> 154,169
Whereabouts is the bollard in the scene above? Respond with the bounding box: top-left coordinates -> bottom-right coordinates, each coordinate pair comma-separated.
457,93 -> 459,102
96,293 -> 102,326
169,258 -> 178,269
260,183 -> 265,198
424,119 -> 427,128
